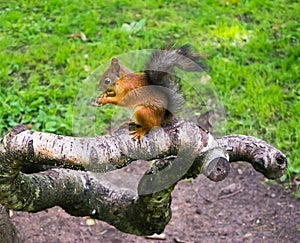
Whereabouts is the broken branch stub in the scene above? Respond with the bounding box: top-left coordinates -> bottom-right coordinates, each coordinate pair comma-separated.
217,135 -> 287,179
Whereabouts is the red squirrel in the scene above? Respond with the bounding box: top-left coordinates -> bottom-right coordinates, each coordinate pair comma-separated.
95,45 -> 206,141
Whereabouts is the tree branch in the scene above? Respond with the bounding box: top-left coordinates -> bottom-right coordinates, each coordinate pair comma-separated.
0,123 -> 287,235
217,135 -> 287,179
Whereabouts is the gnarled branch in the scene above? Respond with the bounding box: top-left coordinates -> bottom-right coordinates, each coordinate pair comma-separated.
0,123 -> 287,235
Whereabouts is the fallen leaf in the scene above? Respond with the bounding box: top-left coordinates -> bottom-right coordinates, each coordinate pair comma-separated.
80,32 -> 87,42
67,32 -> 88,42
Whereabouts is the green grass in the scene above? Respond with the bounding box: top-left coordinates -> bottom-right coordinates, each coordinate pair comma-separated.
0,0 -> 299,181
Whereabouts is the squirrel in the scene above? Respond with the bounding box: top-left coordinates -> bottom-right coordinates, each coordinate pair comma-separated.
94,45 -> 206,141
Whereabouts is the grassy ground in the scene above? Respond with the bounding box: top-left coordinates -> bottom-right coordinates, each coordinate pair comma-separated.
0,1 -> 299,182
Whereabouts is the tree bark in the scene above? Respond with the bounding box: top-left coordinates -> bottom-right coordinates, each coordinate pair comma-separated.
0,123 -> 287,235
217,135 -> 287,179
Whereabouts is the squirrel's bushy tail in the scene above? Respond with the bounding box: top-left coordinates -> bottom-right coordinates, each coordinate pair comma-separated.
144,44 -> 206,89
144,45 -> 206,121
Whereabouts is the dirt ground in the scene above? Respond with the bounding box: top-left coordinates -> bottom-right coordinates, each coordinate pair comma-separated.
11,161 -> 300,243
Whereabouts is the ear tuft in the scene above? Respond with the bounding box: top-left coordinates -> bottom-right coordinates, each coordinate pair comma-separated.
111,57 -> 119,64
111,58 -> 120,74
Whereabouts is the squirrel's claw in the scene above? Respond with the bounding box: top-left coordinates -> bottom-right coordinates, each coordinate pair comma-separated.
129,128 -> 148,142
131,133 -> 143,142
91,101 -> 101,107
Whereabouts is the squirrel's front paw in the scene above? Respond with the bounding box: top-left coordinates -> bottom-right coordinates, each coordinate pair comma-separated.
99,96 -> 109,105
92,93 -> 107,106
91,95 -> 102,106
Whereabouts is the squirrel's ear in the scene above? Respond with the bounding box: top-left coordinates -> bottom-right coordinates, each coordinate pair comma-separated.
111,58 -> 121,76
111,57 -> 119,64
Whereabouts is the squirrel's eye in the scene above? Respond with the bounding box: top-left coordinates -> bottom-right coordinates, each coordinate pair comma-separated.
104,78 -> 111,85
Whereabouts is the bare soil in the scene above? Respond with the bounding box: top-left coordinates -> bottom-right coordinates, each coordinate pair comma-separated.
11,162 -> 300,243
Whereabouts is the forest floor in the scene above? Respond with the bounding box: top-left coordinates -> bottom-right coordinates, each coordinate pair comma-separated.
12,162 -> 300,243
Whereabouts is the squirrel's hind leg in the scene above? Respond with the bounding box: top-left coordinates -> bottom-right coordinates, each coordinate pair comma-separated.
130,106 -> 164,141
